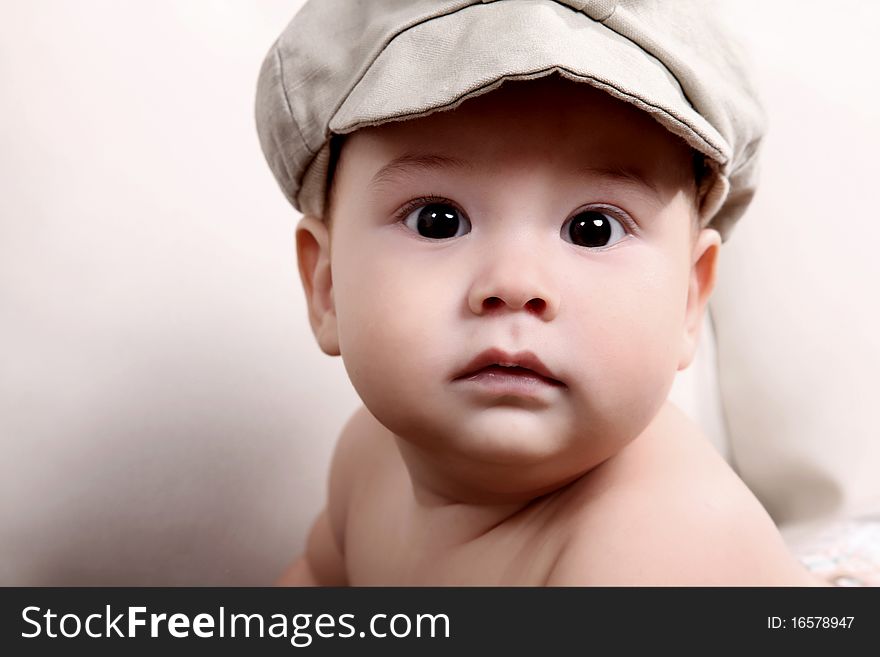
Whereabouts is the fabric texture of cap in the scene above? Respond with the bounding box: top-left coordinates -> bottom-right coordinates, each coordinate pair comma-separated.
255,0 -> 764,240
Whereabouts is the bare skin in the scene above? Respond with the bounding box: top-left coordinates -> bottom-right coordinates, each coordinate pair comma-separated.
280,76 -> 822,586
278,401 -> 819,586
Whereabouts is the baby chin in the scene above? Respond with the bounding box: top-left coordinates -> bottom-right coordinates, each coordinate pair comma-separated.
400,402 -> 599,467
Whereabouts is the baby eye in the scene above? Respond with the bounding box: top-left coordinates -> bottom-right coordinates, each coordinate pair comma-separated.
561,209 -> 628,249
401,201 -> 471,240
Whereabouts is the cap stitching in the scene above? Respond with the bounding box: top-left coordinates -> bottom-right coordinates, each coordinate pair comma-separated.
326,2 -> 481,138
597,9 -> 706,140
275,44 -> 314,158
555,0 -> 617,22
305,1 -> 483,200
339,65 -> 726,162
600,1 -> 617,22
331,2 -> 726,164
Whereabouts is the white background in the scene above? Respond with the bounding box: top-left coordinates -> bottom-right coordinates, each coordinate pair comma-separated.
2,1 -> 878,584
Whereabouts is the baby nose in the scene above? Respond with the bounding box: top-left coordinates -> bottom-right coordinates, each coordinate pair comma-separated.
467,254 -> 559,320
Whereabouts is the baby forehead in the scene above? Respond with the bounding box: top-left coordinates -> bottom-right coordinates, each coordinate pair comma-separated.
349,79 -> 695,188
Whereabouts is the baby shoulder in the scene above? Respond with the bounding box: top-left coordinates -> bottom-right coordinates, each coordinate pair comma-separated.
546,409 -> 813,585
548,479 -> 805,585
326,405 -> 385,542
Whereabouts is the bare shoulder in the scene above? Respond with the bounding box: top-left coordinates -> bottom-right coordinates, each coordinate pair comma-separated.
326,404 -> 388,552
547,402 -> 821,586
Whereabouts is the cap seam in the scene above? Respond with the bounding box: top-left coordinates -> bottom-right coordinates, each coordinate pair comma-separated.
598,8 -> 705,146
305,1 -> 483,199
550,0 -> 617,22
326,2 -> 483,141
594,1 -> 617,22
331,2 -> 727,164
594,10 -> 728,165
275,44 -> 314,158
338,65 -> 726,163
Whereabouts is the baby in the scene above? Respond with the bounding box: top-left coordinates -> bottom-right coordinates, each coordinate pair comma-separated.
256,0 -> 820,585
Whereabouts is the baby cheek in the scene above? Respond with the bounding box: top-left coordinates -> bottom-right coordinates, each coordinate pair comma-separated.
618,283 -> 686,411
567,274 -> 683,418
333,262 -> 449,412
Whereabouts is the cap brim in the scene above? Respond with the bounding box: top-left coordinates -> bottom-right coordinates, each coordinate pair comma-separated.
330,0 -> 729,166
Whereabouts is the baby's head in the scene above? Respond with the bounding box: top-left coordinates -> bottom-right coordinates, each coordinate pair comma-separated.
256,0 -> 763,500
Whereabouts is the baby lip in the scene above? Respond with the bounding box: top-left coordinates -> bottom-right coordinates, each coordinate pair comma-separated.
455,348 -> 565,386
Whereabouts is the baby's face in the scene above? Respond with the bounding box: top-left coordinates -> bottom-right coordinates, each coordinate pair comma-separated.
308,77 -> 718,497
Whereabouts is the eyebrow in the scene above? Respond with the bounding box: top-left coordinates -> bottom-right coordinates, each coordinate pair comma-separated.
369,152 -> 474,191
575,164 -> 661,197
369,152 -> 661,198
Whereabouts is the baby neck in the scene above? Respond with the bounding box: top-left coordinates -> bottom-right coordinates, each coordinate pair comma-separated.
394,433 -> 587,508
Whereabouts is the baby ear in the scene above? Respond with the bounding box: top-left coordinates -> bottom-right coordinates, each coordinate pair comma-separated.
678,228 -> 721,371
296,215 -> 340,356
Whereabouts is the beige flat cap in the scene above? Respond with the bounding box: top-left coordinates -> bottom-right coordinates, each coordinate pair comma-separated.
255,0 -> 764,240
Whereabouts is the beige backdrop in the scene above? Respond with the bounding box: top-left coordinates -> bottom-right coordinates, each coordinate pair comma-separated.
1,0 -> 878,585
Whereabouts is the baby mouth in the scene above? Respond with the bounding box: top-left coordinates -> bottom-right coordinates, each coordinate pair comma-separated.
453,349 -> 566,388
462,364 -> 564,387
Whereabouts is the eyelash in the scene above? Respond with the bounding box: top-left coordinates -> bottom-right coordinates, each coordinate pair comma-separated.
393,195 -> 461,222
573,203 -> 640,236
393,195 -> 639,235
